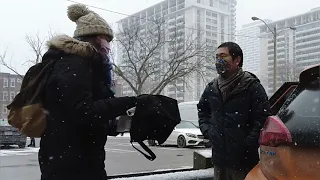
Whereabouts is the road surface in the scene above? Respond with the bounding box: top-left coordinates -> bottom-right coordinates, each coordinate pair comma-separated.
0,136 -> 207,180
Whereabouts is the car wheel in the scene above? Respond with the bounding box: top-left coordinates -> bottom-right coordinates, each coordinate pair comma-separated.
177,135 -> 186,148
148,140 -> 156,146
18,143 -> 26,148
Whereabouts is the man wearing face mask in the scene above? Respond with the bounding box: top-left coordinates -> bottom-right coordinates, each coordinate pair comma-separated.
38,4 -> 137,180
197,42 -> 271,180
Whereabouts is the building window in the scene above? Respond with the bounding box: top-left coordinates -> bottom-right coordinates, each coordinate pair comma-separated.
3,104 -> 7,114
169,94 -> 176,99
177,93 -> 184,98
3,78 -> 8,87
10,91 -> 15,101
178,0 -> 185,4
17,78 -> 22,83
197,0 -> 200,3
210,0 -> 213,6
3,91 -> 8,101
10,78 -> 15,87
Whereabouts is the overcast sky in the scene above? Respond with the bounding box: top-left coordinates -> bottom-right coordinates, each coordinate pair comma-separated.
0,0 -> 319,74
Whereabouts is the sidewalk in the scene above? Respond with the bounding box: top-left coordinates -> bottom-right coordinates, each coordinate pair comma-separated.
115,133 -> 130,138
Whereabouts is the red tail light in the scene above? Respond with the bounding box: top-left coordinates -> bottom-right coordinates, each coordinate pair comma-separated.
259,116 -> 293,147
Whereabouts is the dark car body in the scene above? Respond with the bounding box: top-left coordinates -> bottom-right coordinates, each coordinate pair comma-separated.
246,64 -> 320,180
0,119 -> 27,148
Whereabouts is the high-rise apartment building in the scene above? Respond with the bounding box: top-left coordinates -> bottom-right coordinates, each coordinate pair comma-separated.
259,7 -> 320,95
237,20 -> 272,75
236,20 -> 272,92
116,0 -> 237,102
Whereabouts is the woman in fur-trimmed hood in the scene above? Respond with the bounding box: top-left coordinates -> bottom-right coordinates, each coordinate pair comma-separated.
38,4 -> 136,180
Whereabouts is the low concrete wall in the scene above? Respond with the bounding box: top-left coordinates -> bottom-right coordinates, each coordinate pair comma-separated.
108,168 -> 194,179
193,149 -> 213,170
109,168 -> 214,180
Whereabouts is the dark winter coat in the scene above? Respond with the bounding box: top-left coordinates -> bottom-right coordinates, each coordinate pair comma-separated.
39,35 -> 136,180
197,72 -> 271,170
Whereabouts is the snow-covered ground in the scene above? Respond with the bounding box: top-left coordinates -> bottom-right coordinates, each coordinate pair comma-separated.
195,149 -> 211,158
0,147 -> 40,157
110,168 -> 214,180
115,133 -> 130,138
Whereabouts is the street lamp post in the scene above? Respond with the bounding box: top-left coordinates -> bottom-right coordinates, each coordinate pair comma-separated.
251,17 -> 296,93
273,26 -> 277,93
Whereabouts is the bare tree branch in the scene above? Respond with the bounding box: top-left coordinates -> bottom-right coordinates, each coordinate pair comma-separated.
0,50 -> 23,78
113,63 -> 139,95
115,18 -> 212,95
25,33 -> 45,65
0,30 -> 55,76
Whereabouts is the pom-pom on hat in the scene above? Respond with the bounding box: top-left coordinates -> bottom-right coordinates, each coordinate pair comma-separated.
67,3 -> 113,40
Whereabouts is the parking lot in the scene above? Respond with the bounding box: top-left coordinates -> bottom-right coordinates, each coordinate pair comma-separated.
0,135 -> 208,180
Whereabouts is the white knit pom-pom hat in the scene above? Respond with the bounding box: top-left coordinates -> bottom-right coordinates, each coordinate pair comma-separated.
67,3 -> 113,40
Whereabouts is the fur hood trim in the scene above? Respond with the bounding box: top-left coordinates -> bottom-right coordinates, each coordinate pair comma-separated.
46,35 -> 97,58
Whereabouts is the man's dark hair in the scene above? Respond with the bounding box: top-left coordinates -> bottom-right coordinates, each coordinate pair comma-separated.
218,42 -> 243,67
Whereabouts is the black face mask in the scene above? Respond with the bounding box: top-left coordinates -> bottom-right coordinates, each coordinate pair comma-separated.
215,58 -> 229,75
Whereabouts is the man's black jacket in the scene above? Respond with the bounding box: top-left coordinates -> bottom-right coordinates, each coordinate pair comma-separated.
197,72 -> 271,170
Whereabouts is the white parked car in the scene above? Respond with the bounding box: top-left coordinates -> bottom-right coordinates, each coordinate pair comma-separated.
148,120 -> 210,148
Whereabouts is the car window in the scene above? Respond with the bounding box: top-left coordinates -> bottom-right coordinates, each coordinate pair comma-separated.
278,80 -> 320,146
269,82 -> 298,115
192,121 -> 199,127
279,81 -> 320,122
176,121 -> 198,129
